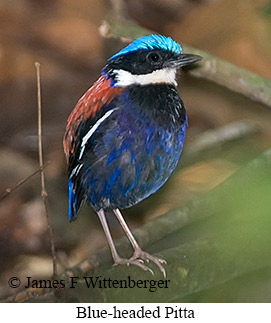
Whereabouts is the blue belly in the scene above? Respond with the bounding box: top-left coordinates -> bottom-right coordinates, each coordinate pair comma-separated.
81,95 -> 187,211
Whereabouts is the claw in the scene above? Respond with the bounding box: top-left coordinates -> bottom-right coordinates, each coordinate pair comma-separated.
110,209 -> 167,277
147,267 -> 154,276
130,249 -> 167,278
113,257 -> 154,275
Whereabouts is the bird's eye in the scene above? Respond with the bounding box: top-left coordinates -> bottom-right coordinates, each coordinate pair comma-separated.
147,52 -> 161,63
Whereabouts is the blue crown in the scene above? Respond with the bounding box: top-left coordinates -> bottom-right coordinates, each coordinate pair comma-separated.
109,34 -> 182,61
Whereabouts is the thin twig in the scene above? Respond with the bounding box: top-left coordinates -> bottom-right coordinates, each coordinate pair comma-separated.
35,62 -> 57,279
0,162 -> 50,202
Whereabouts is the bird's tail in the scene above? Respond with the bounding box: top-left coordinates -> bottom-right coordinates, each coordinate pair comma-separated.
68,178 -> 84,222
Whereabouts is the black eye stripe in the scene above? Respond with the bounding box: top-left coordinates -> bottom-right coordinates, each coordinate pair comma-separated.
105,49 -> 171,75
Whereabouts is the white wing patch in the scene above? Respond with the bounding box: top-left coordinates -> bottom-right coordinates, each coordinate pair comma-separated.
79,108 -> 118,159
70,164 -> 83,178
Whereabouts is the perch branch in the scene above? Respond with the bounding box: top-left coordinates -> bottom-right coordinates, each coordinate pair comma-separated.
2,120 -> 261,302
14,147 -> 271,302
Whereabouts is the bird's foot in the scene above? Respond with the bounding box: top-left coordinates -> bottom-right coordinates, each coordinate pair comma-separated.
131,248 -> 167,278
113,249 -> 167,278
113,256 -> 155,276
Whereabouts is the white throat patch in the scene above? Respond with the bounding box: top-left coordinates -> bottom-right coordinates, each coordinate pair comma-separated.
114,68 -> 177,87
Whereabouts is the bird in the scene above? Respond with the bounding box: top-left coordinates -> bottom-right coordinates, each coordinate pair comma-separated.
63,34 -> 201,277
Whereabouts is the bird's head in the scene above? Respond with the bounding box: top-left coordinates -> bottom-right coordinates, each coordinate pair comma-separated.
103,34 -> 202,87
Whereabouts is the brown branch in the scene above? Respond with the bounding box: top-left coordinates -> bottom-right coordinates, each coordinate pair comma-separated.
4,144 -> 271,302
0,162 -> 50,202
99,19 -> 271,108
182,44 -> 271,109
35,62 -> 57,279
109,0 -> 129,21
14,146 -> 271,302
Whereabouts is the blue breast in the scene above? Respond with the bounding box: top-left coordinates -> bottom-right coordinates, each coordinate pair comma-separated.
79,84 -> 187,211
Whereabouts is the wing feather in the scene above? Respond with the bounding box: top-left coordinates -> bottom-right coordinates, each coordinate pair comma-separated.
63,75 -> 123,161
63,75 -> 123,220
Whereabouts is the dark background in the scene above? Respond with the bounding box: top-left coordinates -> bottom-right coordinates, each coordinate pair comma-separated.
0,0 -> 271,301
